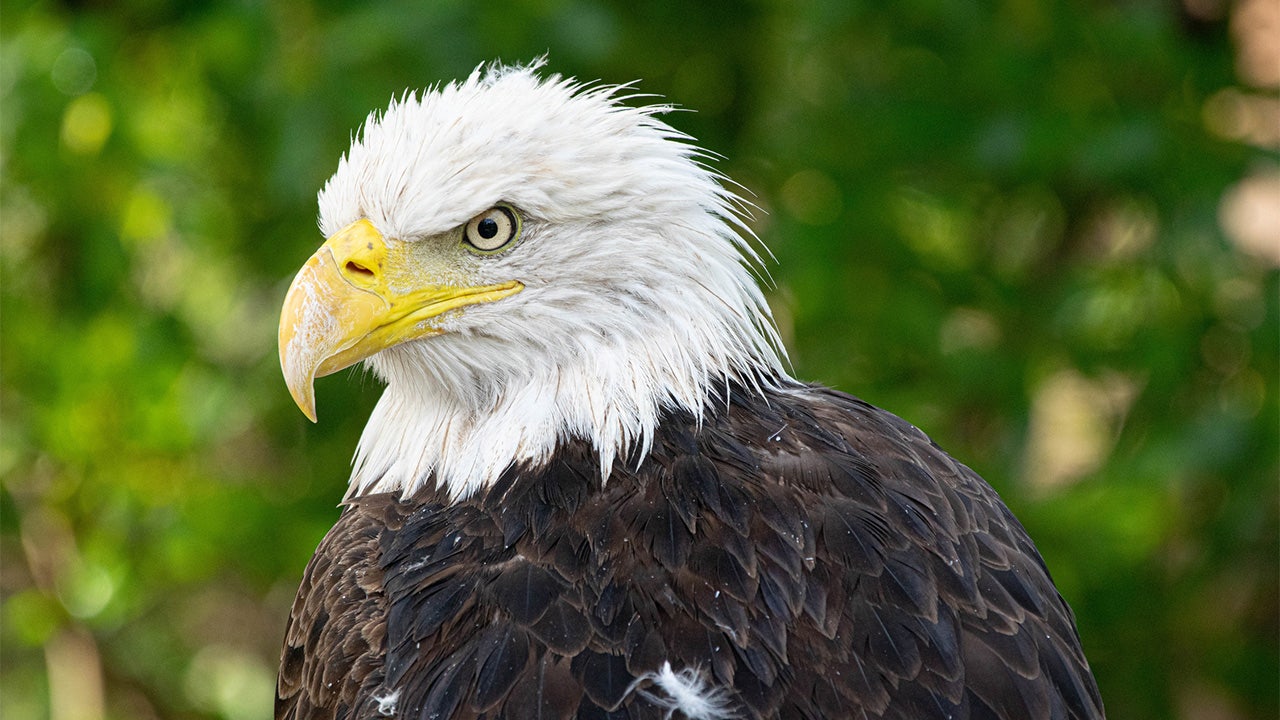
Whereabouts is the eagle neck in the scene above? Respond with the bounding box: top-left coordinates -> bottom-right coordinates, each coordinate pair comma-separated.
345,338 -> 786,502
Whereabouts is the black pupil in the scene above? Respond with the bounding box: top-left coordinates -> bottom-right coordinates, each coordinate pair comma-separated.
477,217 -> 499,239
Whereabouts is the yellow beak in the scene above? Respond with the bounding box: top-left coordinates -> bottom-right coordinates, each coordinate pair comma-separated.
278,219 -> 523,421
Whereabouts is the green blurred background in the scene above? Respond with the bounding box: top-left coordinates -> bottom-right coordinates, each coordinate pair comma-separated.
2,1 -> 1276,718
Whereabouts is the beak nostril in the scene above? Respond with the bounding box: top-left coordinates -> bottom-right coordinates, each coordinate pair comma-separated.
344,261 -> 375,279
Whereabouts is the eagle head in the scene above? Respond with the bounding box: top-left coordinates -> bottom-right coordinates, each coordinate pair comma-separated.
278,62 -> 785,500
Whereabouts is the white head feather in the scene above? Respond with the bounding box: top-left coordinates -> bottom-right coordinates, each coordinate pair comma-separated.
316,61 -> 788,500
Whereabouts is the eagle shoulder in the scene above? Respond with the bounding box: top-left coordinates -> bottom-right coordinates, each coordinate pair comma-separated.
276,495 -> 399,720
747,384 -> 1104,719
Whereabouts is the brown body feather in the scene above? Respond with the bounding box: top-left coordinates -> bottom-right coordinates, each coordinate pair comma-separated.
276,382 -> 1104,719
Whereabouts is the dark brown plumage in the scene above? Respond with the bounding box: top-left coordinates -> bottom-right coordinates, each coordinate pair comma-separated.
276,381 -> 1104,719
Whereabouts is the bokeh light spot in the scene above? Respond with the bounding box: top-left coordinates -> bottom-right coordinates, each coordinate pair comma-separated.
50,47 -> 96,96
781,169 -> 843,226
60,93 -> 112,156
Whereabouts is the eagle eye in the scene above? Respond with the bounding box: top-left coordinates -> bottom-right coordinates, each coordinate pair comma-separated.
463,205 -> 520,253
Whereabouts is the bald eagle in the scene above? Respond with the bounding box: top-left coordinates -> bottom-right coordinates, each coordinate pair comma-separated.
274,62 -> 1105,720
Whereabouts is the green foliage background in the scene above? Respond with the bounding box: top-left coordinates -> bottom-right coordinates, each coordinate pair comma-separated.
2,1 -> 1276,719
